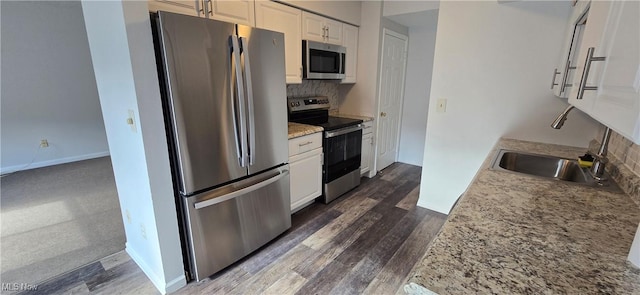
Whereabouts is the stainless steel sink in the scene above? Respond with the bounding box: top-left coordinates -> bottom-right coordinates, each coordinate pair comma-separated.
490,149 -> 620,190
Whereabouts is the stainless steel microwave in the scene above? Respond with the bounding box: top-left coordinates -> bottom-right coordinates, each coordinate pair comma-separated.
302,40 -> 346,80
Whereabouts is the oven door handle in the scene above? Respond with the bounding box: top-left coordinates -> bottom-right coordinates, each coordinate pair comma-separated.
325,124 -> 363,138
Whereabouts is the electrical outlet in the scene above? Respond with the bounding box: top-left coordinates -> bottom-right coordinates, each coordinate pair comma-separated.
127,109 -> 137,133
436,99 -> 447,113
40,139 -> 49,148
140,223 -> 147,240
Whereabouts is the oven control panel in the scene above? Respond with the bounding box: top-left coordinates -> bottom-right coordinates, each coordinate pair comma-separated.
287,96 -> 330,113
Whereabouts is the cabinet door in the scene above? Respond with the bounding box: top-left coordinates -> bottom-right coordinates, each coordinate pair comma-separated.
148,0 -> 201,16
361,132 -> 373,176
552,1 -> 589,98
324,18 -> 343,45
589,1 -> 640,143
289,148 -> 323,212
302,11 -> 326,43
208,0 -> 255,26
341,23 -> 358,84
255,1 -> 302,84
568,0 -> 612,113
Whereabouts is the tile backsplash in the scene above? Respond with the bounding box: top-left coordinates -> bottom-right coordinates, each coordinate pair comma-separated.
286,80 -> 340,110
597,126 -> 640,178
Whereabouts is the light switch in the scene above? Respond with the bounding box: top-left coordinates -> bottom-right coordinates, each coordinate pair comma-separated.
436,99 -> 447,113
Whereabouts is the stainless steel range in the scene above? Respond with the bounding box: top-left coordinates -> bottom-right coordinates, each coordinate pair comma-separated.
288,97 -> 363,203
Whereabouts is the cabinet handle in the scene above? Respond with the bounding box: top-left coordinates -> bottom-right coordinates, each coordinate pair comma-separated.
380,112 -> 387,117
550,68 -> 560,89
208,0 -> 213,16
199,0 -> 205,15
577,47 -> 606,100
559,61 -> 577,93
298,141 -> 313,147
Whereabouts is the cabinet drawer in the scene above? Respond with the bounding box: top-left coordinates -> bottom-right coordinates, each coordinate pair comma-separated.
362,121 -> 374,135
288,132 -> 322,156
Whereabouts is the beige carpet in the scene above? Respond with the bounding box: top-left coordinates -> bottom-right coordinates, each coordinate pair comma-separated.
0,157 -> 125,286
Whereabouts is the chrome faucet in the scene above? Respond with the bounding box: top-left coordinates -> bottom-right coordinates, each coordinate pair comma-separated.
589,127 -> 611,180
550,105 -> 611,180
551,105 -> 575,129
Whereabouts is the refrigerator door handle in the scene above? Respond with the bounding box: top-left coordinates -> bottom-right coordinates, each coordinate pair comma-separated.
231,35 -> 248,167
228,36 -> 242,165
240,37 -> 256,166
193,168 -> 289,209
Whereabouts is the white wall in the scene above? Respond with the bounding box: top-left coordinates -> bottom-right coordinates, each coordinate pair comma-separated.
418,1 -> 601,214
278,0 -> 361,25
382,0 -> 439,17
338,1 -> 383,118
0,1 -> 109,173
81,1 -> 185,293
397,11 -> 438,166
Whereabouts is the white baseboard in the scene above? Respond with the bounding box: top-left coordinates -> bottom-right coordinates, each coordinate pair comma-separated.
0,151 -> 110,174
126,243 -> 186,294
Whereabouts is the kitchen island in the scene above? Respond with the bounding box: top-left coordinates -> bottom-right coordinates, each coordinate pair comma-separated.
406,138 -> 640,294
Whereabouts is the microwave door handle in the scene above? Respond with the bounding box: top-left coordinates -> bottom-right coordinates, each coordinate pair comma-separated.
231,35 -> 248,167
240,37 -> 255,166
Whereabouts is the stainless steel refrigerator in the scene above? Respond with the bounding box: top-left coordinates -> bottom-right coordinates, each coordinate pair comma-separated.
151,11 -> 290,281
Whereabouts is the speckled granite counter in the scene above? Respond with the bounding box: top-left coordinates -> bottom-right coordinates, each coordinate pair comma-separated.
288,122 -> 323,139
407,138 -> 640,294
330,113 -> 374,122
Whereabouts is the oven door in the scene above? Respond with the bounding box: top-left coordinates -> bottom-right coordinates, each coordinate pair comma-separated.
324,125 -> 363,183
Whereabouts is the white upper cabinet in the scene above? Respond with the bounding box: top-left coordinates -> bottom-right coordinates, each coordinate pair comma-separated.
207,0 -> 255,26
341,23 -> 358,84
255,1 -> 302,84
302,11 -> 342,45
323,18 -> 342,45
551,1 -> 589,98
148,0 -> 202,16
149,0 -> 255,26
568,0 -> 640,143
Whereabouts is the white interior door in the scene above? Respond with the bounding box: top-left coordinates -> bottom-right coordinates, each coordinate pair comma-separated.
376,29 -> 408,171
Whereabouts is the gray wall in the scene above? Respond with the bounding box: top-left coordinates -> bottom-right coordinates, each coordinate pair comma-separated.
1,1 -> 109,173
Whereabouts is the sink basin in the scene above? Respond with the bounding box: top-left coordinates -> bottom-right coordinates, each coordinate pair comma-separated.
490,149 -> 620,190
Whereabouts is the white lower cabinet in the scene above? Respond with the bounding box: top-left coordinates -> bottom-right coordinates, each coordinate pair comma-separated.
289,133 -> 323,212
361,120 -> 374,177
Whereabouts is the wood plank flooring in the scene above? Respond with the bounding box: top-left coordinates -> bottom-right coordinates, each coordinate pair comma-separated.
21,163 -> 447,295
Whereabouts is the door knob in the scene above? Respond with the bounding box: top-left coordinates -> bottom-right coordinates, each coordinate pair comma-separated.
380,112 -> 387,117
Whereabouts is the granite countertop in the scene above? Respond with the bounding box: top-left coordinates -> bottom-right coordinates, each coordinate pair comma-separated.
287,122 -> 323,139
330,113 -> 374,122
407,138 -> 640,294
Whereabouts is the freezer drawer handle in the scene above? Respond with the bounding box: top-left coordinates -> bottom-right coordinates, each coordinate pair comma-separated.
193,169 -> 289,209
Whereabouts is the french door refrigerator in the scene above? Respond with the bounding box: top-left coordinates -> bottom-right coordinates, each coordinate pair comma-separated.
151,11 -> 290,281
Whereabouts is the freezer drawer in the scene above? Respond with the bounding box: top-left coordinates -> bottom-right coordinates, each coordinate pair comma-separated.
183,166 -> 291,281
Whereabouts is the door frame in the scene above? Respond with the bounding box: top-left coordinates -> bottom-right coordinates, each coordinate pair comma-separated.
373,28 -> 409,173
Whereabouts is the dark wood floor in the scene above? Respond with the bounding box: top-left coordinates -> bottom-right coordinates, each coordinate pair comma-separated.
21,163 -> 447,295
